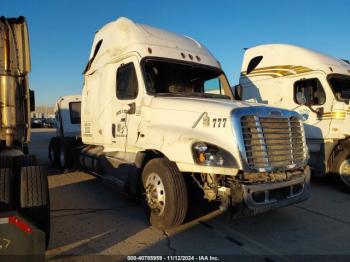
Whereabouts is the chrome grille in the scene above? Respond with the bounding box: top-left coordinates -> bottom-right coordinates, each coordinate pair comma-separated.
241,115 -> 305,169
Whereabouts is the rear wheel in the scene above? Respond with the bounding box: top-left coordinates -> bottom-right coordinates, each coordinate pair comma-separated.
59,140 -> 73,169
0,168 -> 14,211
19,165 -> 50,248
142,158 -> 188,229
332,148 -> 350,192
14,154 -> 38,180
22,143 -> 29,154
48,138 -> 60,167
16,154 -> 37,168
0,156 -> 13,169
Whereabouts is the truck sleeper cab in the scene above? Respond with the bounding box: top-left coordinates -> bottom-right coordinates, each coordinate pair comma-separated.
238,44 -> 350,190
52,18 -> 310,229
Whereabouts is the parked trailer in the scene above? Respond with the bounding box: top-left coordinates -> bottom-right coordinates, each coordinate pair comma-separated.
50,18 -> 310,229
0,16 -> 50,254
237,44 -> 350,191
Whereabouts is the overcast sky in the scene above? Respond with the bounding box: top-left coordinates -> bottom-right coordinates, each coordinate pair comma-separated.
2,0 -> 350,105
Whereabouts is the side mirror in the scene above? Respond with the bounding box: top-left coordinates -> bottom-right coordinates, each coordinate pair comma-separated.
316,107 -> 324,117
296,92 -> 307,105
29,90 -> 35,111
234,84 -> 242,100
317,95 -> 326,105
314,90 -> 326,105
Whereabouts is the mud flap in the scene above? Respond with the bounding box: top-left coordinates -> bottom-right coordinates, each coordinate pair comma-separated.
0,211 -> 45,261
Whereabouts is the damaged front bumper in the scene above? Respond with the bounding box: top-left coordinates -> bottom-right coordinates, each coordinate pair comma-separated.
232,166 -> 310,214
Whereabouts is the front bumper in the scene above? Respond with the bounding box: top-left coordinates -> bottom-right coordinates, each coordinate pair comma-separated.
238,167 -> 311,214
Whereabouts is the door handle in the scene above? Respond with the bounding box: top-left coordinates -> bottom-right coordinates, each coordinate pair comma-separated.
112,124 -> 116,138
127,102 -> 136,114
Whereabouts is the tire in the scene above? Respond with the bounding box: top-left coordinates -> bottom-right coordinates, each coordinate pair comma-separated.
14,154 -> 38,180
0,168 -> 14,211
48,137 -> 60,167
16,154 -> 38,168
332,148 -> 350,192
59,140 -> 73,169
19,166 -> 50,248
22,143 -> 29,154
0,156 -> 13,169
142,158 -> 188,229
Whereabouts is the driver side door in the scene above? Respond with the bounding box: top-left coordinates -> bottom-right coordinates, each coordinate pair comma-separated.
111,57 -> 141,151
293,75 -> 331,140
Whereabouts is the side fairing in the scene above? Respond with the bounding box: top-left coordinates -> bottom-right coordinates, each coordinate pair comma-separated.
82,64 -> 115,145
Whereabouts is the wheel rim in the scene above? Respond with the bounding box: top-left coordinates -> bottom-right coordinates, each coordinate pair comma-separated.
145,172 -> 166,216
339,159 -> 350,187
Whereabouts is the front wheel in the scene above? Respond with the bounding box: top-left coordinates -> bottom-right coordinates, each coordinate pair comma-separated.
142,158 -> 188,229
332,148 -> 350,192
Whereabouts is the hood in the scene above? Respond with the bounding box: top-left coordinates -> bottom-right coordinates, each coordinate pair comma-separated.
150,96 -> 282,115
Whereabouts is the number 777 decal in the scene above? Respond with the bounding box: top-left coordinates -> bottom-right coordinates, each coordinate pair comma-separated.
212,118 -> 227,128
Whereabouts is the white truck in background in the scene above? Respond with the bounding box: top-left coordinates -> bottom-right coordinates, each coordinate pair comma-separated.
0,16 -> 50,257
49,95 -> 81,168
237,44 -> 350,190
49,18 -> 311,229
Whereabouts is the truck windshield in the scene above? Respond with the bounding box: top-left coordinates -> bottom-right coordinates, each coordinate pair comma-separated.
142,58 -> 233,99
329,75 -> 350,101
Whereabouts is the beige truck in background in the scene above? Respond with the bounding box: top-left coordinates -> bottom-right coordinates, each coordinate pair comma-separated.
0,16 -> 50,257
238,44 -> 350,191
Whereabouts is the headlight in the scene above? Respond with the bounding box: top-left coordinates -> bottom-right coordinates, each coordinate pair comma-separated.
192,142 -> 236,167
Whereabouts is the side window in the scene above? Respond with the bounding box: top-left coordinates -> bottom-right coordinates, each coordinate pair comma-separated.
69,102 -> 81,124
83,39 -> 103,74
204,77 -> 222,95
294,78 -> 326,105
246,56 -> 263,74
116,63 -> 138,100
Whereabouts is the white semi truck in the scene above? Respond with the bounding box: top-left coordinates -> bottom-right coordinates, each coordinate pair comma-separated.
237,44 -> 350,190
49,18 -> 311,229
49,95 -> 81,168
0,16 -> 50,256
